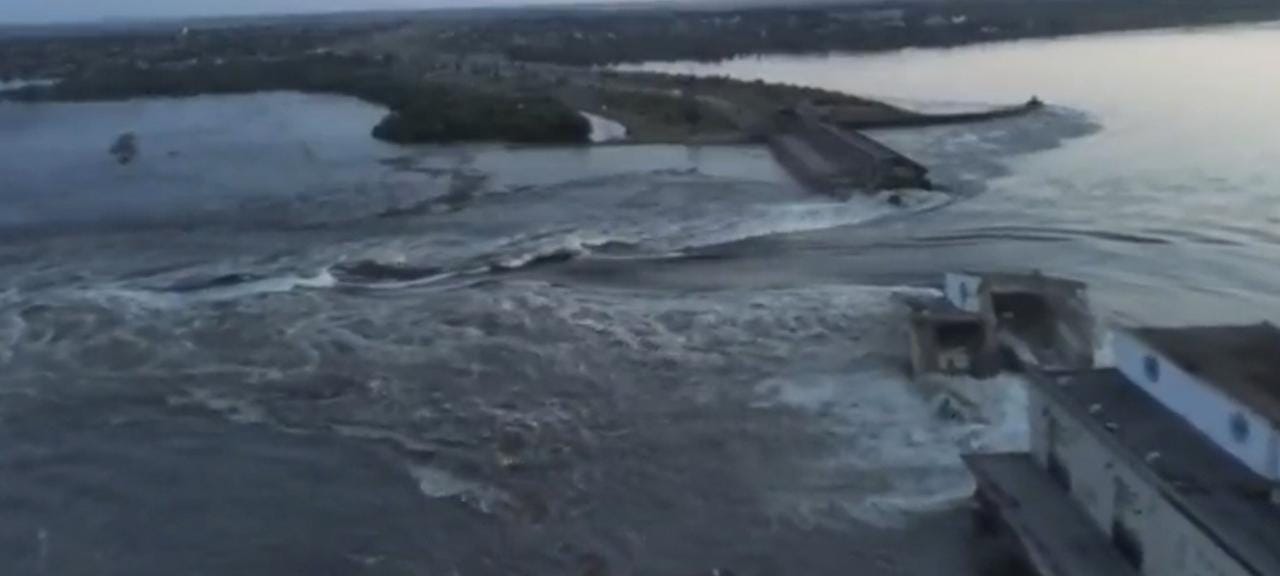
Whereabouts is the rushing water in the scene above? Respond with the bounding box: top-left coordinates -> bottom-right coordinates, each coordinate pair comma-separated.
0,91 -> 995,576
2,23 -> 1278,576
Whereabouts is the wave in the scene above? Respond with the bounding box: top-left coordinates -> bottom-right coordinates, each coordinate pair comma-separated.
904,224 -> 1173,247
52,176 -> 954,306
489,247 -> 584,273
330,259 -> 446,283
325,259 -> 462,291
189,270 -> 337,299
483,233 -> 632,273
166,272 -> 265,293
617,188 -> 951,254
85,270 -> 337,308
508,189 -> 947,274
477,188 -> 952,274
125,260 -> 455,302
757,369 -> 1029,529
172,189 -> 944,295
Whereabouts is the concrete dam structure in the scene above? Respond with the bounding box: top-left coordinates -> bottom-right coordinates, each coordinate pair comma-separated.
768,105 -> 931,197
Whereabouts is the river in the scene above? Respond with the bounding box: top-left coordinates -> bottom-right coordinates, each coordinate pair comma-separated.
622,22 -> 1280,326
1,23 -> 1277,576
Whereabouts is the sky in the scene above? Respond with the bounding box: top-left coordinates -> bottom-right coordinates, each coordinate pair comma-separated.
2,0 -> 659,24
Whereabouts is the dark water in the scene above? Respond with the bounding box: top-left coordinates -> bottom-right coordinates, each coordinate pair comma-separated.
3,24 -> 1275,576
1,92 -> 1011,575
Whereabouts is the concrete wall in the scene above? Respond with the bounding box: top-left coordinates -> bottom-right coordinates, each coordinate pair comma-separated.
1029,387 -> 1253,576
908,315 -> 979,376
1113,330 -> 1280,480
944,273 -> 983,313
908,319 -> 930,376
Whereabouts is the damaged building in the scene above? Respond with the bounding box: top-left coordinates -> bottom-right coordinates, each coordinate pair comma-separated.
966,323 -> 1280,576
905,271 -> 1096,378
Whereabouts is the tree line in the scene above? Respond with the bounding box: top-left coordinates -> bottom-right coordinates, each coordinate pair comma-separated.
5,54 -> 590,144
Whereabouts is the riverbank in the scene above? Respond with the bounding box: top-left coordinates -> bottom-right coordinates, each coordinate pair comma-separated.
1,15 -> 1050,150
0,42 -> 923,147
412,0 -> 1280,66
352,28 -> 929,145
2,54 -> 592,145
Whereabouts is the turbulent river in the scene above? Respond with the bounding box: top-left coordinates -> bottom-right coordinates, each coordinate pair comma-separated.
2,22 -> 1279,576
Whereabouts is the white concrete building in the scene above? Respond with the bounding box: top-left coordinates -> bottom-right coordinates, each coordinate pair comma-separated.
1112,325 -> 1280,481
969,323 -> 1280,576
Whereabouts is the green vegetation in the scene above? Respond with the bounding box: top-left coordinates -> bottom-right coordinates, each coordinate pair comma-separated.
5,54 -> 590,144
419,2 -> 1280,66
372,87 -> 589,144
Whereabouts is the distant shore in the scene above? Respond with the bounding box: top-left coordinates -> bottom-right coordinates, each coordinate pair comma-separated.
412,1 -> 1280,66
1,47 -> 937,147
4,0 -> 1215,148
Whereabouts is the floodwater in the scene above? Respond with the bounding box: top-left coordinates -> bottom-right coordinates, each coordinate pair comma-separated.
2,22 -> 1278,576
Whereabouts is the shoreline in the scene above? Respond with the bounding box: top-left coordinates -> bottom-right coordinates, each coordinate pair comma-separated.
474,2 -> 1280,66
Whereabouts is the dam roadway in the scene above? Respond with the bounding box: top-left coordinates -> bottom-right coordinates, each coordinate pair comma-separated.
766,99 -> 1045,197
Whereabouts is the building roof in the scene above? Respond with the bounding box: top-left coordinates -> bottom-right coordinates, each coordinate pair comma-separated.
1130,323 -> 1280,424
965,453 -> 1139,576
1034,369 -> 1280,576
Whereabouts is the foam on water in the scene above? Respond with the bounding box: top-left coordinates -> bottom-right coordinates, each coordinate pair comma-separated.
755,369 -> 1029,529
81,269 -> 337,308
472,187 -> 951,275
168,388 -> 271,425
340,270 -> 463,290
641,189 -> 950,253
0,290 -> 24,365
580,112 -> 629,143
205,269 -> 337,298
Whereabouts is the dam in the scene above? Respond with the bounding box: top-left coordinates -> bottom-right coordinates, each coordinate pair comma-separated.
768,103 -> 932,197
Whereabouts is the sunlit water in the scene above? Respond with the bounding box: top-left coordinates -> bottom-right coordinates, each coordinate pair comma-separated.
624,23 -> 1280,325
2,23 -> 1278,576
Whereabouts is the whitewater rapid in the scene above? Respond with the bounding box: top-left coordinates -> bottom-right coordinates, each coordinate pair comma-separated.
0,89 -> 1069,575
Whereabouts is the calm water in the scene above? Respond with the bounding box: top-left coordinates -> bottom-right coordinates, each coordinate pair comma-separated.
2,23 -> 1278,576
626,23 -> 1280,325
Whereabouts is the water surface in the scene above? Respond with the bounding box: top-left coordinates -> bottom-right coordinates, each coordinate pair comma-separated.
4,23 -> 1279,576
624,23 -> 1280,324
0,91 -> 987,575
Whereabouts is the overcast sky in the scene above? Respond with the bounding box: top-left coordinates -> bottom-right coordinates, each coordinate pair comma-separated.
3,0 -> 658,24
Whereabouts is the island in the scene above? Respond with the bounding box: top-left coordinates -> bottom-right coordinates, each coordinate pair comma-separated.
0,12 -> 970,147
5,0 -> 1271,173
4,53 -> 593,145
